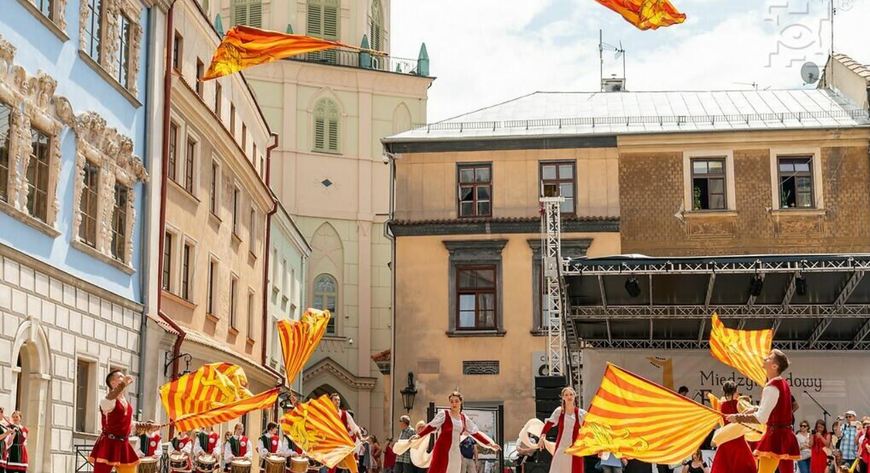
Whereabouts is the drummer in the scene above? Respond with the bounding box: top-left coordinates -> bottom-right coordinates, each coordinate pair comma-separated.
193,426 -> 221,460
168,430 -> 193,472
258,422 -> 285,468
134,426 -> 163,462
224,423 -> 252,471
280,431 -> 303,459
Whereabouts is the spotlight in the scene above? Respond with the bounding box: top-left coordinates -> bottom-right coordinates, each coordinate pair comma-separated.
749,275 -> 764,297
796,275 -> 807,296
625,277 -> 641,298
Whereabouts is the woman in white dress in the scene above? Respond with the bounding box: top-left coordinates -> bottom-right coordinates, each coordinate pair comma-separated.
537,387 -> 586,473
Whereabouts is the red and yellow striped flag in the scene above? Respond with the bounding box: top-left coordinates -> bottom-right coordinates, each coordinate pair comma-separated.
278,309 -> 331,385
159,363 -> 253,421
593,0 -> 686,30
566,364 -> 721,464
173,387 -> 279,432
203,26 -> 382,81
709,313 -> 772,387
280,394 -> 357,471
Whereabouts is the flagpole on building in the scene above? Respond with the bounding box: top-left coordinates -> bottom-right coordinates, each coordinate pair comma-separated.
599,29 -> 604,92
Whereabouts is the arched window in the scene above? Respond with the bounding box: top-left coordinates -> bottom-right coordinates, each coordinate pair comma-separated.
313,274 -> 338,334
370,0 -> 384,52
313,99 -> 340,154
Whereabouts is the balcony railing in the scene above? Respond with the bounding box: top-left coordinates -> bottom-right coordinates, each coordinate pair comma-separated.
291,49 -> 423,76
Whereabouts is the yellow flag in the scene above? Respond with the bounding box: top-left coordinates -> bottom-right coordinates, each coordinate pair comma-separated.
280,395 -> 357,471
709,313 -> 772,387
173,388 -> 279,432
278,309 -> 331,385
566,364 -> 721,464
159,363 -> 253,421
592,0 -> 686,30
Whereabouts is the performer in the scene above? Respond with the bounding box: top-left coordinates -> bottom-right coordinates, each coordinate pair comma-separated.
537,387 -> 586,473
709,381 -> 755,473
727,349 -> 800,473
330,393 -> 362,473
193,426 -> 221,459
134,428 -> 163,460
168,430 -> 194,472
223,423 -> 252,471
0,407 -> 11,473
281,431 -> 303,459
4,412 -> 27,473
89,370 -> 158,473
412,392 -> 500,473
258,422 -> 285,468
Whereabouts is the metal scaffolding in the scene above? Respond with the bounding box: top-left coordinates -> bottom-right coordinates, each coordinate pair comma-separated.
541,196 -> 572,382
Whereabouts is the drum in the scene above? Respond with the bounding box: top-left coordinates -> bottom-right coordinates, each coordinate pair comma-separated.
265,454 -> 287,473
289,457 -> 309,473
137,456 -> 159,473
230,459 -> 252,473
306,459 -> 323,472
195,453 -> 218,473
169,452 -> 191,472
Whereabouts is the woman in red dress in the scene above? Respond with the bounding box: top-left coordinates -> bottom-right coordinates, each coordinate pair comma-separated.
809,420 -> 830,473
538,387 -> 586,473
709,381 -> 756,473
89,370 -> 157,473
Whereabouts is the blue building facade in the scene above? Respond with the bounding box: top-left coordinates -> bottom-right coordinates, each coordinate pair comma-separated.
0,0 -> 154,471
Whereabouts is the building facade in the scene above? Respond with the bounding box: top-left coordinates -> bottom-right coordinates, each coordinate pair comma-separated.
139,0 -> 279,451
0,0 -> 155,470
383,87 -> 870,440
198,0 -> 433,440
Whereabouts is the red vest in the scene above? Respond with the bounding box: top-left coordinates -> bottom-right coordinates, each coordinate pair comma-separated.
207,432 -> 219,453
721,399 -> 739,422
766,378 -> 793,427
340,411 -> 357,441
262,434 -> 280,453
141,433 -> 162,457
101,399 -> 133,437
231,436 -> 249,456
173,436 -> 192,451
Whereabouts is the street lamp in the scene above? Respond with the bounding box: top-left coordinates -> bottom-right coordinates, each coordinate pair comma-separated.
400,372 -> 417,413
163,352 -> 192,379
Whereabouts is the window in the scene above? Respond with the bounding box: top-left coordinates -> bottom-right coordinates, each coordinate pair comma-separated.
778,157 -> 815,209
281,259 -> 288,295
182,242 -> 193,300
84,0 -> 103,62
691,158 -> 726,211
313,274 -> 337,334
215,83 -> 222,116
290,268 -> 296,304
162,232 -> 172,291
173,32 -> 182,71
370,0 -> 384,51
111,183 -> 128,260
75,359 -> 93,433
259,156 -> 265,178
242,124 -> 247,152
26,128 -> 51,222
230,275 -> 239,328
0,103 -> 9,202
36,0 -> 54,20
246,290 -> 255,338
207,259 -> 217,315
252,144 -> 257,165
79,161 -> 99,247
540,162 -> 576,214
249,208 -> 256,243
232,0 -> 263,28
210,160 -> 219,215
313,99 -> 339,153
185,137 -> 196,193
168,122 -> 178,182
307,0 -> 339,63
196,59 -> 204,96
115,14 -> 132,87
456,266 -> 497,330
230,104 -> 236,136
232,188 -> 240,235
457,164 -> 491,218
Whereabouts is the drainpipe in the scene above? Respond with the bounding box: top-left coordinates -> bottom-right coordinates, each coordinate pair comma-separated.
262,133 -> 283,387
383,146 -> 397,435
156,0 -> 187,438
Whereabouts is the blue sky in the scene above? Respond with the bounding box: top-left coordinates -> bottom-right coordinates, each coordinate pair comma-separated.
391,0 -> 870,121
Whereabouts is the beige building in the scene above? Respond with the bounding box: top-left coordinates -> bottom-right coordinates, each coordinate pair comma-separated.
142,0 -> 279,450
202,0 -> 433,440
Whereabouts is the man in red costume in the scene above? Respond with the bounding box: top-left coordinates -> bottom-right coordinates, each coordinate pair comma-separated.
329,393 -> 362,473
727,349 -> 800,473
89,370 -> 158,473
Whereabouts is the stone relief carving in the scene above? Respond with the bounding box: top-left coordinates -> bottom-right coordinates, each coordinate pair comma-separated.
775,217 -> 824,237
78,0 -> 143,96
686,218 -> 737,239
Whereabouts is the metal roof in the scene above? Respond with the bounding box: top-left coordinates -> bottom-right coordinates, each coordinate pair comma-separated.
561,253 -> 870,351
385,89 -> 870,142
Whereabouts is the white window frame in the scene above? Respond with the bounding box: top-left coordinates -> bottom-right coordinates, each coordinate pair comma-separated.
232,185 -> 241,237
206,254 -> 220,317
209,156 -> 222,218
163,225 -> 181,294
682,150 -> 737,213
180,236 -> 197,302
183,129 -> 201,197
769,147 -> 824,212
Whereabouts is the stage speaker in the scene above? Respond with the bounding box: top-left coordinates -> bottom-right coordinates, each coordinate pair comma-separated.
535,376 -> 567,424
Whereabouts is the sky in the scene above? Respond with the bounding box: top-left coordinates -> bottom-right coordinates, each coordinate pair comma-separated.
390,0 -> 870,122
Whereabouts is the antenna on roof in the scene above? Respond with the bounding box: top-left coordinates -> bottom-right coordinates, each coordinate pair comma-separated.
599,30 -> 627,92
734,82 -> 761,91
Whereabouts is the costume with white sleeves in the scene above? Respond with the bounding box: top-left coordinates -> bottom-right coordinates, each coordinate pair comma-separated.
193,430 -> 220,457
223,435 -> 252,471
541,406 -> 586,473
417,411 -> 491,473
135,432 -> 163,459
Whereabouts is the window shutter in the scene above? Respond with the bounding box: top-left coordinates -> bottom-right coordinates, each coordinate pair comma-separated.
249,1 -> 263,28
323,6 -> 338,39
314,118 -> 325,150
233,1 -> 247,26
328,119 -> 338,152
307,4 -> 321,36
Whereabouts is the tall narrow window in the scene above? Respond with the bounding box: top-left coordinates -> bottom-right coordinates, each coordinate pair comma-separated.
111,183 -> 128,260
210,161 -> 219,215
540,162 -> 576,214
215,83 -> 222,116
246,290 -> 255,338
252,144 -> 257,165
232,188 -> 240,235
162,232 -> 172,291
691,158 -> 726,211
173,32 -> 182,71
281,259 -> 288,295
370,0 -> 384,51
249,208 -> 256,244
457,164 -> 491,218
456,266 -> 497,330
185,137 -> 196,193
75,360 -> 91,433
207,259 -> 217,315
229,275 -> 238,328
313,99 -> 339,153
232,0 -> 263,28
313,274 -> 338,334
79,161 -> 99,247
26,128 -> 51,222
182,242 -> 192,301
195,59 -> 204,96
168,122 -> 178,182
779,157 -> 815,209
259,156 -> 265,178
84,0 -> 103,62
230,104 -> 236,136
115,14 -> 132,88
242,124 -> 247,152
0,102 -> 10,202
36,0 -> 54,20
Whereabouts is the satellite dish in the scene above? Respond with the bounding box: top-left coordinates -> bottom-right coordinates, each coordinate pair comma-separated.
801,62 -> 820,84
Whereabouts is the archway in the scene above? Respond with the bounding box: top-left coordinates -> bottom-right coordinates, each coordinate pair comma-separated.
307,384 -> 351,411
11,320 -> 51,473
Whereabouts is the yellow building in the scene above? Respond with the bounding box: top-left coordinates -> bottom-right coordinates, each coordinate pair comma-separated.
206,0 -> 434,440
